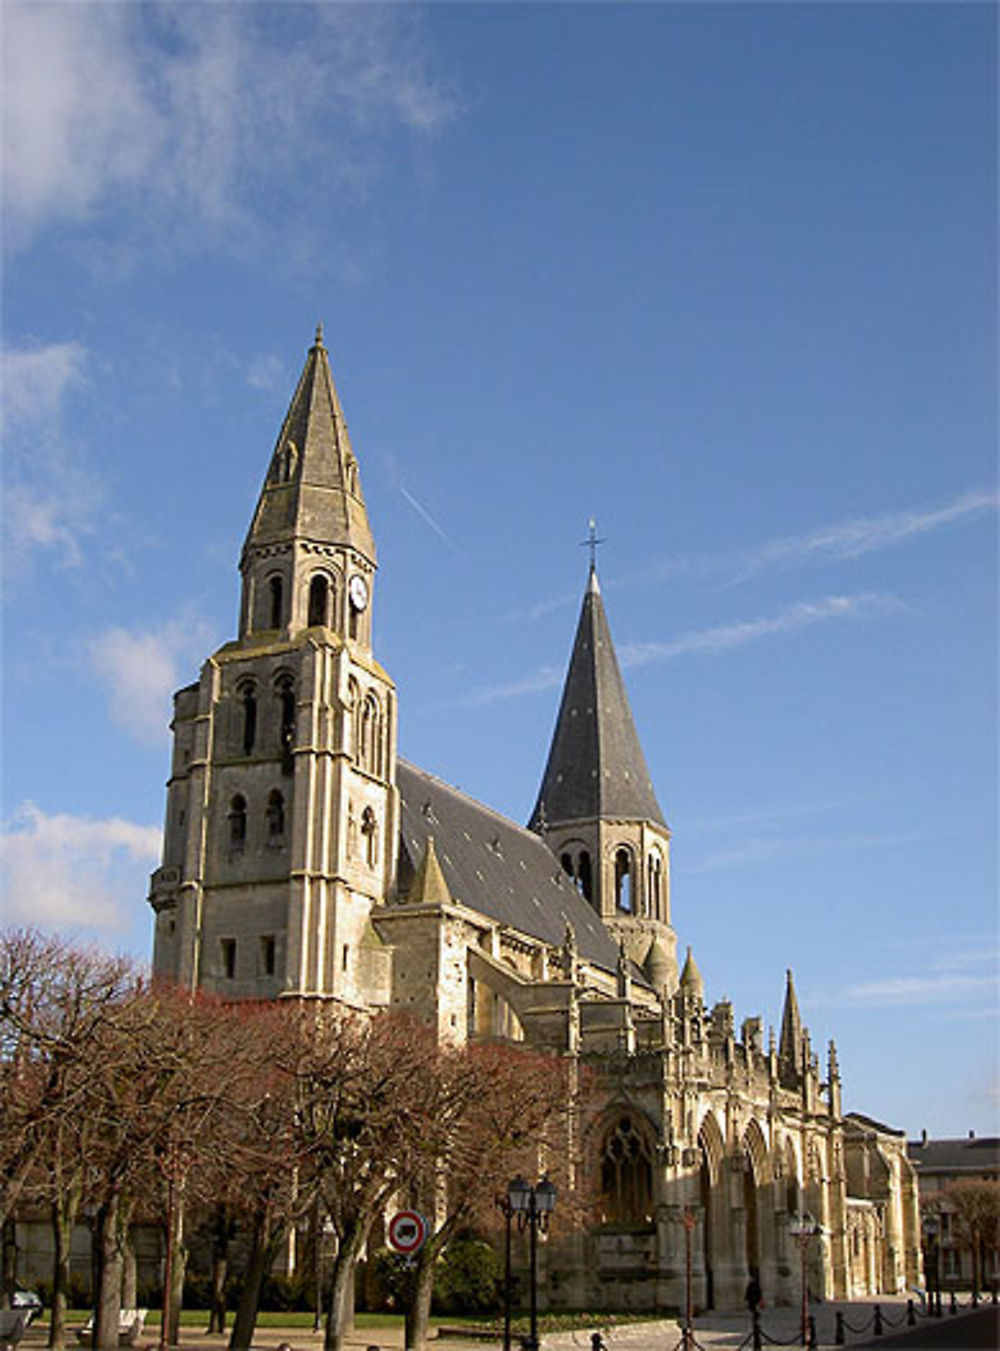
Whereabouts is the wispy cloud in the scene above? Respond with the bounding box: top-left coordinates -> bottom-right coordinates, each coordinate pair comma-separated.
466,591 -> 897,705
619,592 -> 902,670
3,4 -> 456,255
514,487 -> 995,622
88,616 -> 215,745
2,340 -> 101,568
733,488 -> 998,579
843,972 -> 998,1008
0,802 -> 161,931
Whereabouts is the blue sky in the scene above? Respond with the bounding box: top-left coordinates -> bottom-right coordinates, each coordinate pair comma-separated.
2,2 -> 996,1139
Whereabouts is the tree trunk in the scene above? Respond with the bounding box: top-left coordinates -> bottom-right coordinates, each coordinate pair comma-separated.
48,1179 -> 82,1351
323,1220 -> 371,1351
1,1218 -> 16,1309
95,1195 -> 125,1351
404,1233 -> 444,1351
228,1213 -> 287,1351
207,1209 -> 230,1335
121,1230 -> 137,1311
166,1198 -> 187,1345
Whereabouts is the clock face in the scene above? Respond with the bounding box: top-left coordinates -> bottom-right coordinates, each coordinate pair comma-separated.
349,574 -> 369,612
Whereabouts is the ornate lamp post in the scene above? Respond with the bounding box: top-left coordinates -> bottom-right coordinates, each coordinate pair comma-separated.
922,1214 -> 942,1317
789,1212 -> 820,1347
508,1175 -> 557,1351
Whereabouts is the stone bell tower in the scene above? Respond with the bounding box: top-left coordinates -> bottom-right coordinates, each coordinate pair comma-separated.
529,562 -> 678,994
150,327 -> 397,1006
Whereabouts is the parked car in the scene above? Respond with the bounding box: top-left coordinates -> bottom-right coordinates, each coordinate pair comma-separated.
12,1290 -> 43,1324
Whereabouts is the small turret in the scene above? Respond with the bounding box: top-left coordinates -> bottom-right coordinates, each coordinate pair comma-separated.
679,946 -> 704,1002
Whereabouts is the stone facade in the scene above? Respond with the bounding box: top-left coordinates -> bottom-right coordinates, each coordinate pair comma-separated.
148,330 -> 922,1312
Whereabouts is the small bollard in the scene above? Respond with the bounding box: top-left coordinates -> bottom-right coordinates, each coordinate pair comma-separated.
993,1283 -> 998,1306
907,1299 -> 916,1326
949,1291 -> 957,1315
873,1303 -> 883,1336
972,1289 -> 979,1308
834,1310 -> 845,1345
807,1314 -> 817,1349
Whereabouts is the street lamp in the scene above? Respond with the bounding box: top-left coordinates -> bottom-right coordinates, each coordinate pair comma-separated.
508,1175 -> 557,1351
922,1214 -> 942,1318
668,1205 -> 700,1351
789,1212 -> 820,1347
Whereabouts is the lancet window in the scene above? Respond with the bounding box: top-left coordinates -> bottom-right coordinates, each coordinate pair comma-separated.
647,850 -> 663,919
268,575 -> 284,629
238,682 -> 257,755
276,675 -> 296,774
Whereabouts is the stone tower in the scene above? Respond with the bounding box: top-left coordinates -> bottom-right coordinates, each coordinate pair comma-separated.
149,328 -> 397,1004
529,565 -> 678,993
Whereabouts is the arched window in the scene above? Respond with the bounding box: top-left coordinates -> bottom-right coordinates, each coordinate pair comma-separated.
647,851 -> 663,920
239,684 -> 257,755
361,805 -> 377,868
600,1116 -> 654,1226
268,575 -> 284,629
359,694 -> 380,775
228,795 -> 247,849
308,575 -> 330,628
266,789 -> 285,839
276,676 -> 295,774
614,848 -> 633,913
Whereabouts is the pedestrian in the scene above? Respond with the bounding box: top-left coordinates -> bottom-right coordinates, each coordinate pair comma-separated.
590,1331 -> 607,1351
745,1273 -> 763,1315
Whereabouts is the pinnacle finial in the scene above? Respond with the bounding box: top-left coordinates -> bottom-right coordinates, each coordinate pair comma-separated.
314,322 -> 325,348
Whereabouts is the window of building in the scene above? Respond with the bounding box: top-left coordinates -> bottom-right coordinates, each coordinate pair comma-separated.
647,851 -> 663,920
361,805 -> 377,868
221,938 -> 236,980
266,789 -> 285,839
276,676 -> 295,774
308,574 -> 330,628
228,795 -> 247,848
268,575 -> 283,629
599,1115 -> 654,1226
260,935 -> 276,977
240,684 -> 257,754
614,848 -> 633,913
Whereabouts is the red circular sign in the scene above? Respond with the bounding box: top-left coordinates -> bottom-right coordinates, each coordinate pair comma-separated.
387,1210 -> 427,1254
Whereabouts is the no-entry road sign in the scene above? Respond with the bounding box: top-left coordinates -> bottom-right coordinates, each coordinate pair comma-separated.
387,1210 -> 427,1255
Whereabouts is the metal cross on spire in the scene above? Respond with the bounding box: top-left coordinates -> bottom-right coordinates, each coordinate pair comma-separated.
580,517 -> 605,571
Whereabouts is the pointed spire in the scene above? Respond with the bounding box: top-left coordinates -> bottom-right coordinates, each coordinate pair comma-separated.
679,945 -> 704,1000
242,328 -> 375,568
408,836 -> 452,908
529,564 -> 664,830
779,968 -> 803,1087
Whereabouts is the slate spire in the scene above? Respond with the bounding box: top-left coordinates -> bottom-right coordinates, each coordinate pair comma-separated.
529,566 -> 665,829
242,325 -> 375,567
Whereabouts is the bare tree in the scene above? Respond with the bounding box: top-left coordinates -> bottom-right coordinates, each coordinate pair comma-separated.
401,1041 -> 577,1351
944,1180 -> 1000,1297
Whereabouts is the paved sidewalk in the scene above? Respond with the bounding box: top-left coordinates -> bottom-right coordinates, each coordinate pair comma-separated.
19,1301 -> 994,1351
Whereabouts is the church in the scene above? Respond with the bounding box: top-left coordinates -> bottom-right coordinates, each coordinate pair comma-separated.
149,329 -> 921,1313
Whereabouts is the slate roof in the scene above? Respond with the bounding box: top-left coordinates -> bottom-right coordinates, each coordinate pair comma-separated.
529,569 -> 665,830
906,1135 -> 1000,1173
242,327 -> 375,565
396,759 -> 622,975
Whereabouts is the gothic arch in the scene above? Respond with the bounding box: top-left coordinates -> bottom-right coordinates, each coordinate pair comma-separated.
594,1106 -> 657,1228
742,1118 -> 772,1187
613,845 -> 635,913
